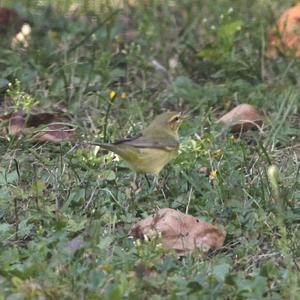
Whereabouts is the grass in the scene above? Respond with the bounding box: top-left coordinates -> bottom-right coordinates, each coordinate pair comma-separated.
1,0 -> 300,299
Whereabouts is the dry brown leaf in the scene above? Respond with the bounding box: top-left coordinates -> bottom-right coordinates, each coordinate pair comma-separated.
130,208 -> 226,255
25,113 -> 58,127
33,124 -> 75,143
0,111 -> 75,142
0,6 -> 32,48
0,113 -> 12,121
268,4 -> 300,58
9,112 -> 25,135
8,112 -> 60,135
0,6 -> 24,35
217,103 -> 264,133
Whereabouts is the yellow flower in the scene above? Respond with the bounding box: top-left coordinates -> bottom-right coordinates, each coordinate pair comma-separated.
121,92 -> 127,99
209,169 -> 217,179
109,90 -> 116,100
229,134 -> 236,140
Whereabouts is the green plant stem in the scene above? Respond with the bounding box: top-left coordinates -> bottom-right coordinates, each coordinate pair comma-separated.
103,100 -> 112,143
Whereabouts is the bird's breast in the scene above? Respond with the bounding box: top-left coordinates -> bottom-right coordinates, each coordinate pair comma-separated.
125,147 -> 178,174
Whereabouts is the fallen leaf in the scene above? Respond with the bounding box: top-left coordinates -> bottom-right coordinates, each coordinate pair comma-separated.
0,6 -> 31,48
217,103 -> 264,133
9,112 -> 60,134
130,208 -> 226,255
9,112 -> 26,135
0,111 -> 75,142
33,124 -> 75,143
268,3 -> 300,58
0,6 -> 24,35
26,113 -> 58,127
0,113 -> 11,120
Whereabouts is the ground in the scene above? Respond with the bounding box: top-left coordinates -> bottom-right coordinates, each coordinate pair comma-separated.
0,1 -> 300,299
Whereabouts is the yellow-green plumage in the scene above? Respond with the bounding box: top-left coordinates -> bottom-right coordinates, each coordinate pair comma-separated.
98,112 -> 185,175
101,144 -> 178,174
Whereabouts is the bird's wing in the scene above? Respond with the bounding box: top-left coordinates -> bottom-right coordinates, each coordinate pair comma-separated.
112,134 -> 143,144
112,134 -> 179,150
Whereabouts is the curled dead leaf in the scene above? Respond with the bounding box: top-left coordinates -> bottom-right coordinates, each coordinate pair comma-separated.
217,103 -> 264,133
0,6 -> 31,48
33,123 -> 75,143
0,6 -> 24,35
268,4 -> 300,58
8,112 -> 60,135
130,208 -> 226,256
0,111 -> 75,143
0,113 -> 12,121
9,112 -> 25,135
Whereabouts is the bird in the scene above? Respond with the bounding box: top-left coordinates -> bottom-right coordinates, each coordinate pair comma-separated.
93,111 -> 186,176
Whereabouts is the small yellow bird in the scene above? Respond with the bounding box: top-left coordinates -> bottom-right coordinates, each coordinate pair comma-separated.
95,111 -> 186,175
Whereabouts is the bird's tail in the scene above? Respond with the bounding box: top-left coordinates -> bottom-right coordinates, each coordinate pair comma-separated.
89,142 -> 129,158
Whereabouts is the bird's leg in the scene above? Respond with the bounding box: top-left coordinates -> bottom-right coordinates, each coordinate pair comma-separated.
153,174 -> 167,200
151,175 -> 166,200
162,172 -> 170,191
142,174 -> 159,193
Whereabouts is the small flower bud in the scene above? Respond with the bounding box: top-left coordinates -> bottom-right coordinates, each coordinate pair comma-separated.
109,90 -> 117,100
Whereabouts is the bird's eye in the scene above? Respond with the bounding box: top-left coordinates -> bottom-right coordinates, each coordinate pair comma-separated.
173,116 -> 180,122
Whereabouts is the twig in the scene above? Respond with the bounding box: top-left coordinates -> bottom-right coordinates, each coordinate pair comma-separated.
83,187 -> 98,212
185,187 -> 193,214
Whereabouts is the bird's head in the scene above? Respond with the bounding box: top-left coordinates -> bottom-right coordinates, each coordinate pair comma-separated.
145,111 -> 187,138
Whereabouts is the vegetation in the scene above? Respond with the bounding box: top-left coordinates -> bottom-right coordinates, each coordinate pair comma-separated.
0,0 -> 300,299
